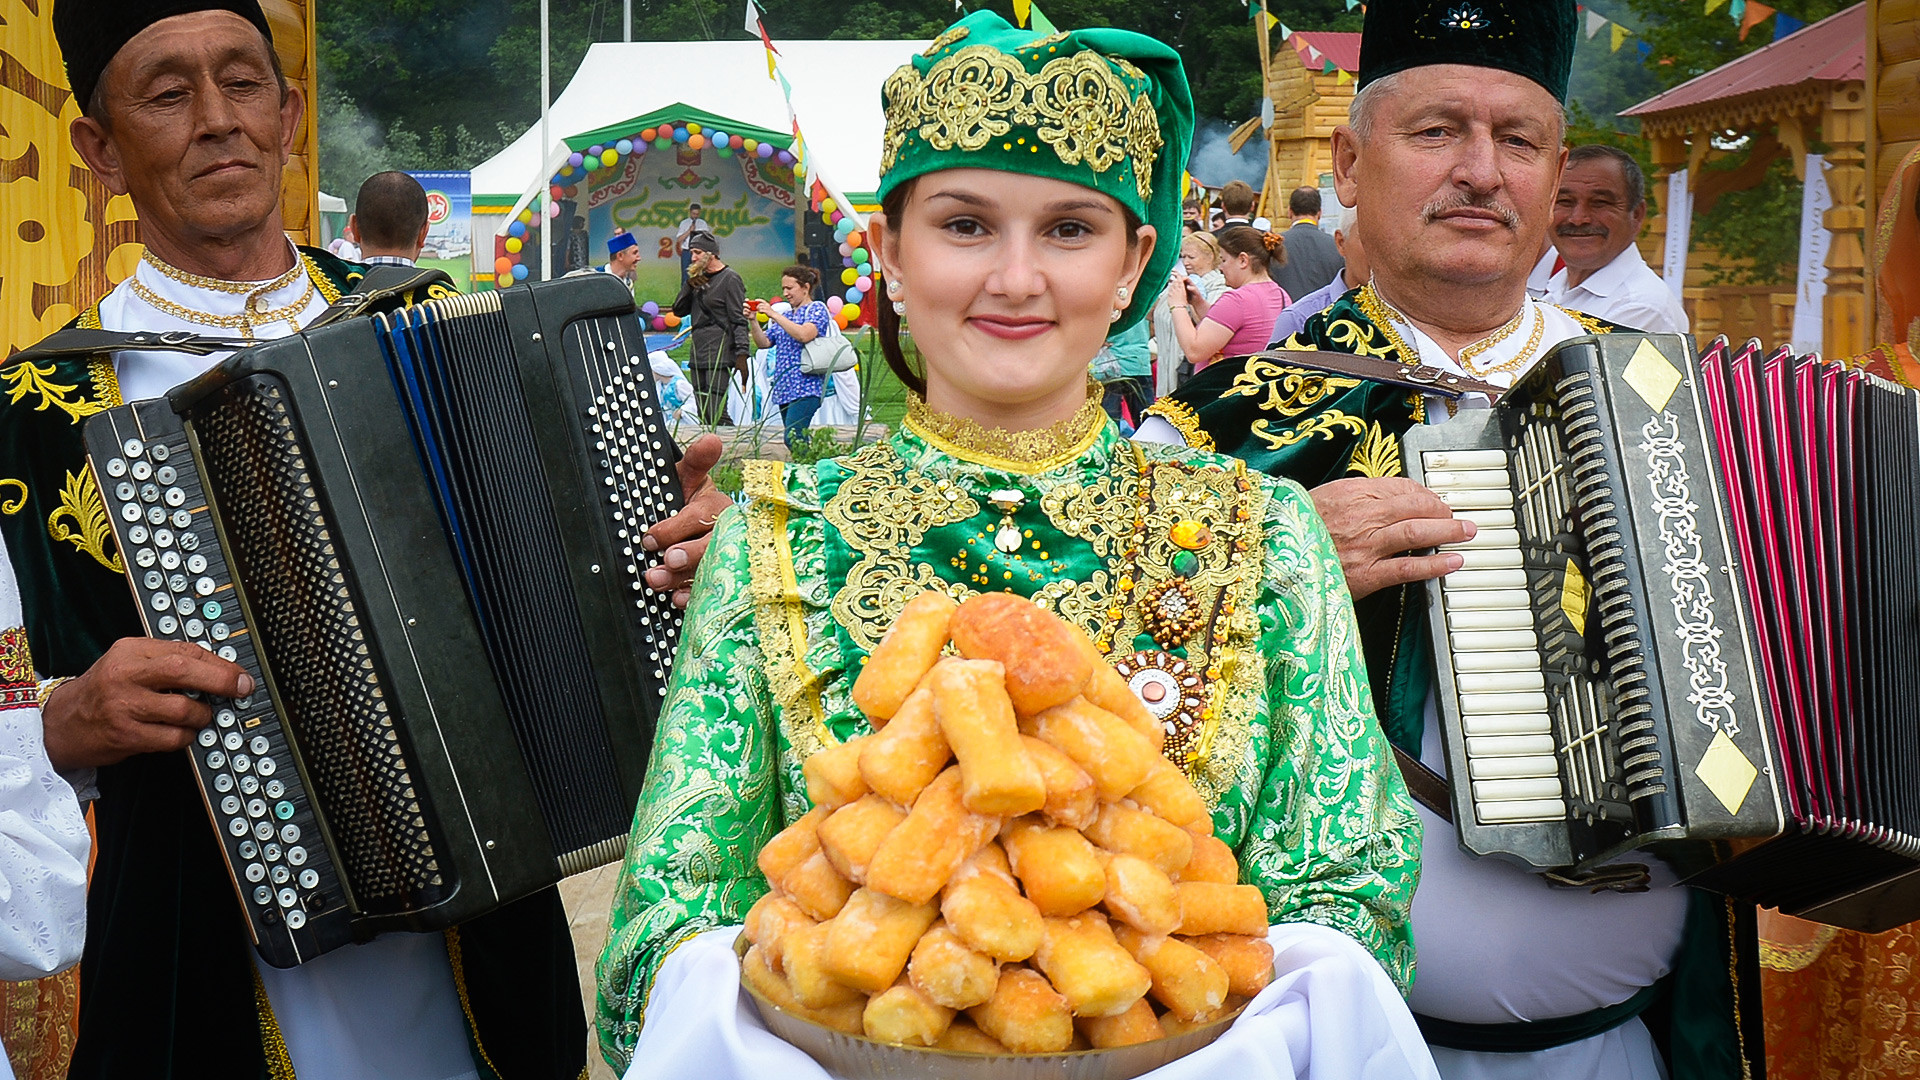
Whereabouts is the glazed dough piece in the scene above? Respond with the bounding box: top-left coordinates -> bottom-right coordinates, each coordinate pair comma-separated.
822,888 -> 940,993
949,593 -> 1092,716
863,977 -> 956,1047
742,943 -> 866,1036
782,921 -> 865,1008
1175,831 -> 1240,885
1084,801 -> 1195,876
1019,735 -> 1099,830
1173,882 -> 1271,937
742,892 -> 815,972
1076,996 -> 1165,1049
803,737 -> 871,810
1064,622 -> 1166,752
817,794 -> 907,885
907,921 -> 1001,1010
1158,995 -> 1248,1036
933,1017 -> 1009,1054
1032,912 -> 1153,1018
756,806 -> 828,885
1025,698 -> 1158,801
940,845 -> 1045,963
1112,925 -> 1230,1021
1181,933 -> 1276,999
858,687 -> 953,805
852,591 -> 958,722
782,849 -> 854,921
866,766 -> 1000,906
1001,816 -> 1107,917
932,659 -> 1047,816
966,967 -> 1075,1053
1128,755 -> 1207,827
1101,853 -> 1181,935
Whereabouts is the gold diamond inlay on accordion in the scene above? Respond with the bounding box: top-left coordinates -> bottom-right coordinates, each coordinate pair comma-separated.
82,276 -> 685,966
1406,332 -> 1920,932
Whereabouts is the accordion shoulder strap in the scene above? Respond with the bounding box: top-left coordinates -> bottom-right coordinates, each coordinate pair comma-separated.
7,328 -> 260,365
1391,744 -> 1453,823
1251,349 -> 1506,400
306,265 -> 458,330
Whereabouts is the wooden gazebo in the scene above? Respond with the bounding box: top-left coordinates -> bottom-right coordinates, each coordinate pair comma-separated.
1621,5 -> 1868,358
1246,30 -> 1361,215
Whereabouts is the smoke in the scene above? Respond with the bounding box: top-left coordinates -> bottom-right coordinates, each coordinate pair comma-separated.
1186,118 -> 1270,190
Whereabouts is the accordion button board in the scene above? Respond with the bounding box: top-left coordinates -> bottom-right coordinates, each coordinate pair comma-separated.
86,399 -> 352,967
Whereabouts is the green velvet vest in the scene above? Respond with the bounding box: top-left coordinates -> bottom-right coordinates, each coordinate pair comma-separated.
1147,291 -> 1765,1080
0,248 -> 586,1079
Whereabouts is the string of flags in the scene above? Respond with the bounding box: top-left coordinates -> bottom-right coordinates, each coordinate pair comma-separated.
1580,0 -> 1808,55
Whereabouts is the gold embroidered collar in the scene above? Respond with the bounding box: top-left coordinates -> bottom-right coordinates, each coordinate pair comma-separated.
142,247 -> 304,296
903,385 -> 1107,474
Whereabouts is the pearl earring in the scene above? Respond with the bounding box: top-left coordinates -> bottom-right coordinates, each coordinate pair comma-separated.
886,280 -> 904,299
1116,286 -> 1131,302
1109,309 -> 1123,323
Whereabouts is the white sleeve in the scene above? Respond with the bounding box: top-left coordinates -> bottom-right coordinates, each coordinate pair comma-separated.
627,924 -> 1438,1080
1132,416 -> 1188,447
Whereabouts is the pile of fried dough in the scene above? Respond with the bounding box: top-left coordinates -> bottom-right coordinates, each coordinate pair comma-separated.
741,591 -> 1274,1054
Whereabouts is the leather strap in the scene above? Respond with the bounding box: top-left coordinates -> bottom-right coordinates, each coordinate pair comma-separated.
6,328 -> 261,365
1247,349 -> 1507,400
1392,744 -> 1453,823
305,265 -> 456,330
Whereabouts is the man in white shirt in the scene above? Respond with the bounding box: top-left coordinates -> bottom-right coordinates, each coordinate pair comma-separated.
674,202 -> 715,278
1543,145 -> 1691,335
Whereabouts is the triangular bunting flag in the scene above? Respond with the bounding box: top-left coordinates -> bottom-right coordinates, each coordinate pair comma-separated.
1636,40 -> 1651,57
1346,0 -> 1360,8
1030,0 -> 1058,34
1336,68 -> 1352,84
1305,44 -> 1322,62
1611,22 -> 1630,51
1706,0 -> 1727,12
1267,12 -> 1279,29
1774,12 -> 1804,37
1739,0 -> 1774,40
1585,9 -> 1607,39
1278,22 -> 1293,39
1323,58 -> 1338,73
1730,0 -> 1747,21
1013,0 -> 1031,27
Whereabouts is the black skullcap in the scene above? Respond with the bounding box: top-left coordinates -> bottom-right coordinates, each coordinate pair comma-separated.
55,0 -> 275,111
687,234 -> 719,255
1358,0 -> 1577,104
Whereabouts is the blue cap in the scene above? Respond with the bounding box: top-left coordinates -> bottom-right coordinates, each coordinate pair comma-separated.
607,232 -> 638,255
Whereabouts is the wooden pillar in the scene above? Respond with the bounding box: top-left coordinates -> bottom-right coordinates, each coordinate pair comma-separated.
1821,81 -> 1871,358
1641,133 -> 1688,272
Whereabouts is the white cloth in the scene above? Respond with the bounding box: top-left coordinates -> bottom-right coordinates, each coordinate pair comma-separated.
0,536 -> 89,991
1526,251 -> 1557,300
1543,245 -> 1690,337
627,925 -> 1438,1080
99,242 -> 481,1080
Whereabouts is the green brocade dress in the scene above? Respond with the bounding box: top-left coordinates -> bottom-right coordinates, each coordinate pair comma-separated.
593,393 -> 1422,1069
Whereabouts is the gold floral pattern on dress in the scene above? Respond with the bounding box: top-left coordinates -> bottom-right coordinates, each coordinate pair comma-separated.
0,626 -> 31,684
0,361 -> 106,425
879,64 -> 927,172
1249,409 -> 1369,454
1031,52 -> 1138,173
1349,423 -> 1404,479
1223,358 -> 1363,417
916,46 -> 1030,153
0,480 -> 26,516
1143,398 -> 1214,452
904,387 -> 1105,474
46,470 -> 121,573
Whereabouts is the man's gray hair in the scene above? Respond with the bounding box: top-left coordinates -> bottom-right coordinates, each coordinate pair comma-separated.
1565,144 -> 1647,211
1348,70 -> 1567,146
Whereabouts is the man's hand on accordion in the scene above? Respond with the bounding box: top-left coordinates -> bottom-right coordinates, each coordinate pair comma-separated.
1310,477 -> 1475,602
41,638 -> 255,770
642,432 -> 730,609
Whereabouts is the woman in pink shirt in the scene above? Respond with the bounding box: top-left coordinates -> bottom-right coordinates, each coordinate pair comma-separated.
1165,225 -> 1292,371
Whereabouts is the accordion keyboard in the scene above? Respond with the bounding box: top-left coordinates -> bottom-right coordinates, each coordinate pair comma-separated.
86,399 -> 353,967
1424,447 -> 1569,825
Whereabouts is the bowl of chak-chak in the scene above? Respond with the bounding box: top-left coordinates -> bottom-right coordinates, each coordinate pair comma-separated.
738,591 -> 1275,1079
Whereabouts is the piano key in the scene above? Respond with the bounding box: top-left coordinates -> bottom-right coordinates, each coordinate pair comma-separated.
1472,777 -> 1566,802
1434,488 -> 1513,510
1452,649 -> 1543,671
1457,671 -> 1547,694
1466,734 -> 1558,757
1440,528 -> 1522,551
1449,629 -> 1540,652
1460,690 -> 1551,715
1422,449 -> 1508,470
1424,469 -> 1511,490
1444,589 -> 1532,612
1442,569 -> 1527,591
1462,712 -> 1553,736
1447,609 -> 1534,632
1455,548 -> 1523,571
1455,508 -> 1517,530
1468,755 -> 1561,780
1476,799 -> 1568,824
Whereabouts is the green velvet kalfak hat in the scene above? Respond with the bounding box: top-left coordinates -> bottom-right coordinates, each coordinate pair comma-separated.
1358,0 -> 1577,103
877,11 -> 1194,331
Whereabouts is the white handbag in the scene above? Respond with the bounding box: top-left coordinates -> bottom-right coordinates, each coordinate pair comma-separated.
799,319 -> 857,376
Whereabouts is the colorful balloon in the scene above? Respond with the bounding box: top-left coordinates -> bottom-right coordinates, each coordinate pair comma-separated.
711,131 -> 728,147
777,150 -> 794,165
651,316 -> 667,331
495,256 -> 513,275
568,152 -> 584,168
640,128 -> 657,141
856,262 -> 871,277
512,263 -> 529,281
655,137 -> 672,150
756,142 -> 774,158
518,207 -> 535,224
497,272 -> 514,288
842,303 -> 861,323
507,220 -> 526,238
687,134 -> 705,150
686,123 -> 702,135
821,198 -> 837,215
641,300 -> 659,316
504,237 -> 522,254
840,268 -> 858,286
845,287 -> 863,303
673,127 -> 690,143
616,139 -> 634,154
826,295 -> 844,313
856,275 -> 872,292
852,247 -> 868,264
547,202 -> 561,218
601,149 -> 618,167
845,230 -> 863,248
664,313 -> 682,328
744,138 -> 759,153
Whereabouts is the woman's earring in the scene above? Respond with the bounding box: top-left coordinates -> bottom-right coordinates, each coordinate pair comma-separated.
1109,308 -> 1123,323
1116,285 -> 1131,303
887,279 -> 906,316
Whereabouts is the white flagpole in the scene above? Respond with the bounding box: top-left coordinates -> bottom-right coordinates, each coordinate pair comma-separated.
540,0 -> 552,281
625,0 -> 632,41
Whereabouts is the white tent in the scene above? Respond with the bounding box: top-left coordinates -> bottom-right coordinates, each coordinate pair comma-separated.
470,38 -> 928,203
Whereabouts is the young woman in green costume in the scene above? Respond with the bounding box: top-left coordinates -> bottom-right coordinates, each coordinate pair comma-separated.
594,13 -> 1433,1078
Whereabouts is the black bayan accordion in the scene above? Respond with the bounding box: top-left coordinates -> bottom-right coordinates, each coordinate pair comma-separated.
82,276 -> 685,966
1406,333 -> 1920,932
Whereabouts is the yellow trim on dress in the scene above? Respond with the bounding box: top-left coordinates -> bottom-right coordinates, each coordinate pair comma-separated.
743,460 -> 834,756
445,927 -> 503,1078
251,964 -> 298,1080
1142,397 -> 1214,451
901,387 -> 1106,474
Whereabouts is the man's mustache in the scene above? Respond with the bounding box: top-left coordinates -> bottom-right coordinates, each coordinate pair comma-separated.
1420,194 -> 1519,229
1555,223 -> 1610,239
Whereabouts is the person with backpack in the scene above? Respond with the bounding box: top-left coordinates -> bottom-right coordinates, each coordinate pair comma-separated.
747,264 -> 834,451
